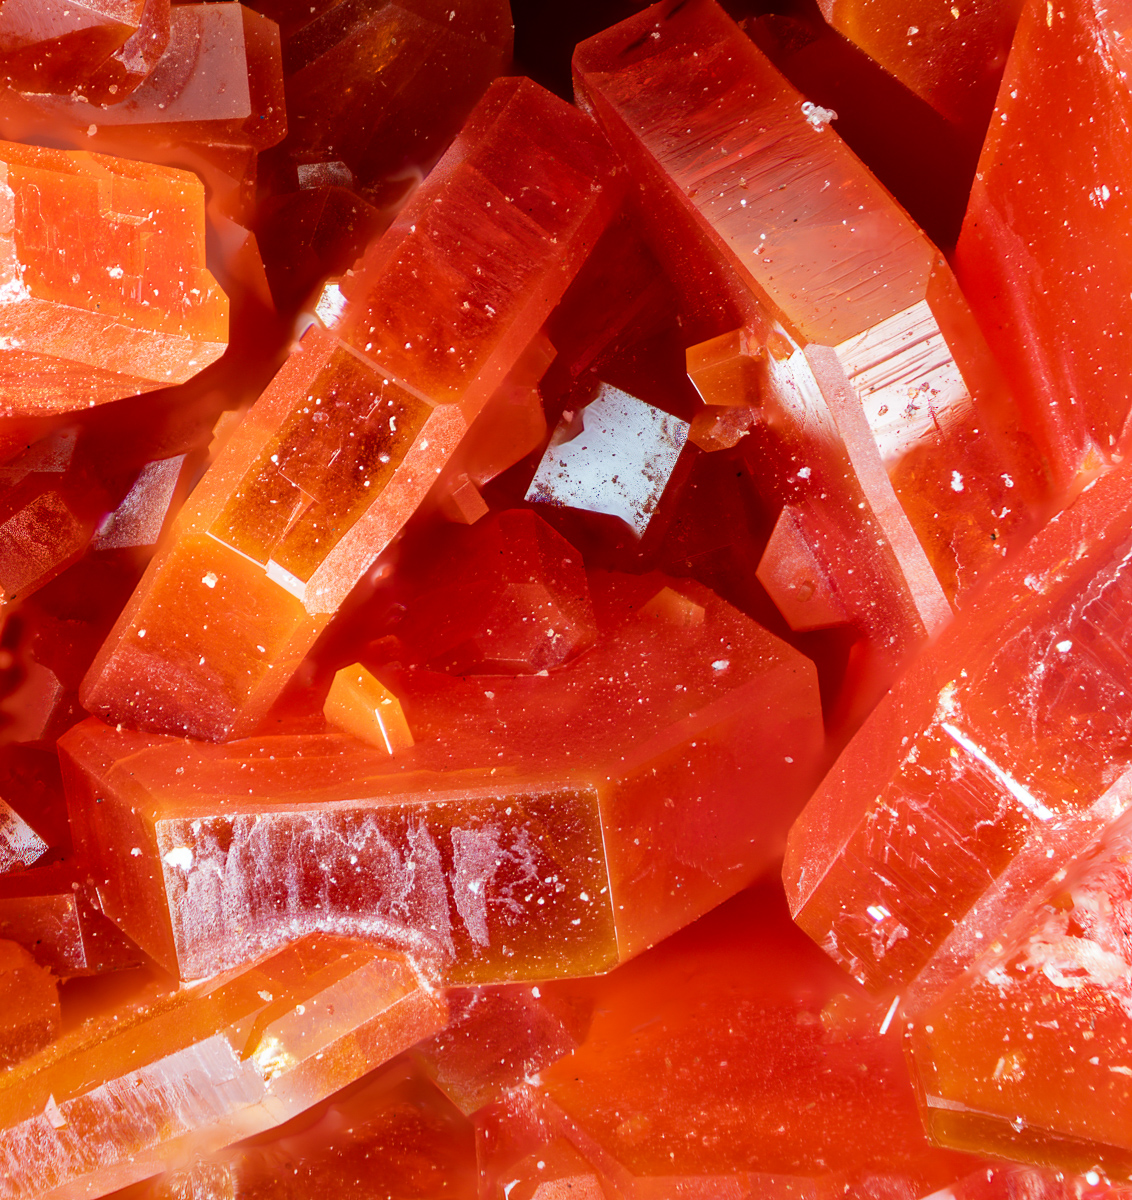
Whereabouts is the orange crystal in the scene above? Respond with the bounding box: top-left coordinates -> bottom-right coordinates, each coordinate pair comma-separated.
956,0 -> 1132,488
908,803 -> 1132,1177
79,76 -> 622,742
0,139 -> 227,416
815,0 -> 1022,132
260,0 -> 513,193
141,1057 -> 476,1200
322,662 -> 414,755
0,939 -> 58,1069
785,459 -> 1132,1004
0,0 -> 171,103
61,576 -> 821,982
477,882 -> 977,1198
0,934 -> 443,1198
0,860 -> 142,976
574,0 -> 1044,627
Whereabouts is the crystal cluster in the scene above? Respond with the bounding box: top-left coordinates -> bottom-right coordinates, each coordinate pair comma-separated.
0,0 -> 1126,1195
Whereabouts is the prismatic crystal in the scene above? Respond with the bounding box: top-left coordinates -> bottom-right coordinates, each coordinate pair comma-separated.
0,0 -> 1127,1196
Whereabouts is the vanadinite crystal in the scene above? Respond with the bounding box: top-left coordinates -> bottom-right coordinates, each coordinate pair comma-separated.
1,0 -> 1131,1195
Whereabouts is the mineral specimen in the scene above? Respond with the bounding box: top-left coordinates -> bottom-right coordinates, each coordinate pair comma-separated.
0,0 -> 1129,1194
79,76 -> 622,742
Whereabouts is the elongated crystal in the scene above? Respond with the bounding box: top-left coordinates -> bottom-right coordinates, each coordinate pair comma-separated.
786,461 -> 1132,1003
79,77 -> 622,741
63,577 -> 821,982
0,934 -> 444,1199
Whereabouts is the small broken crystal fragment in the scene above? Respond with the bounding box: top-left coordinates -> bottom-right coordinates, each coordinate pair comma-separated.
323,663 -> 413,755
908,803 -> 1132,1177
785,460 -> 1132,1003
815,0 -> 1021,131
79,77 -> 622,741
0,797 -> 46,874
758,504 -> 852,632
956,0 -> 1132,487
526,382 -> 689,537
575,0 -> 1044,618
0,934 -> 444,1198
0,140 -> 227,417
0,939 -> 58,1069
62,577 -> 821,982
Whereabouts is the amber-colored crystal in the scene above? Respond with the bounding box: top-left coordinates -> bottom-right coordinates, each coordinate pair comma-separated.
0,934 -> 443,1198
80,77 -> 621,742
0,939 -> 58,1068
322,663 -> 413,755
785,460 -> 1132,1004
62,576 -> 820,982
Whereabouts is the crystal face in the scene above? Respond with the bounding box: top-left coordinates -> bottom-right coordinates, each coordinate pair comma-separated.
0,0 -> 1130,1194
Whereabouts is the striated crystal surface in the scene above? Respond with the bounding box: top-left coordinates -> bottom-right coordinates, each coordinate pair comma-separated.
79,77 -> 622,742
0,0 -> 1122,1190
0,934 -> 444,1199
61,576 -> 821,982
786,461 -> 1132,1004
574,0 -> 1045,630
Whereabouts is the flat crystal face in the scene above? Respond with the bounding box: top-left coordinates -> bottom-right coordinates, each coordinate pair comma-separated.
1,0 -> 1130,1194
526,383 -> 689,536
210,346 -> 431,582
